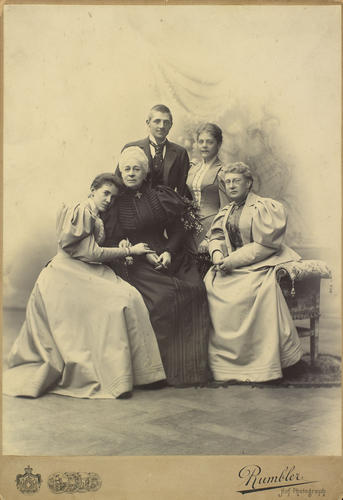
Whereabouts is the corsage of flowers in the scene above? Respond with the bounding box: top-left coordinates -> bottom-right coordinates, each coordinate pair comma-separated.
180,197 -> 203,235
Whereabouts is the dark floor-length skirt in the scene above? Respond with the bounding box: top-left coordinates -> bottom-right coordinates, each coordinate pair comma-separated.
123,253 -> 210,386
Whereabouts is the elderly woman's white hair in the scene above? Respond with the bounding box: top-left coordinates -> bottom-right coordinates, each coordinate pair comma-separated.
118,146 -> 149,176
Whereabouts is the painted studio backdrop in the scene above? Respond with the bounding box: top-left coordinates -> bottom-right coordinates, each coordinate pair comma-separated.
3,5 -> 341,309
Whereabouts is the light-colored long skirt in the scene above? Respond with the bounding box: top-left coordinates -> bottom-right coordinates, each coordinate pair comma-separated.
4,254 -> 165,398
204,265 -> 303,382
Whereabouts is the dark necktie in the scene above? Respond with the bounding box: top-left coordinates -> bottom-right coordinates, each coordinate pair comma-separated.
150,141 -> 164,171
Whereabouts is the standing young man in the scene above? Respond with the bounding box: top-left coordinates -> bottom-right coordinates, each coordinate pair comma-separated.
118,104 -> 190,196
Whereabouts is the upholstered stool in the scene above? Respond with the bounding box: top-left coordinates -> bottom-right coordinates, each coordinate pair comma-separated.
275,260 -> 332,366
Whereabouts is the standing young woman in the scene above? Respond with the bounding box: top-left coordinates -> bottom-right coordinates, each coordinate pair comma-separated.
186,123 -> 229,276
186,123 -> 229,253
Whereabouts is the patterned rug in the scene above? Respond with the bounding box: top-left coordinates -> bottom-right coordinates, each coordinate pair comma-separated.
207,354 -> 341,388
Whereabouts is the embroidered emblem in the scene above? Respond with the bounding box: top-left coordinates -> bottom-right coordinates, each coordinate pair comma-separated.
16,465 -> 42,495
48,472 -> 102,494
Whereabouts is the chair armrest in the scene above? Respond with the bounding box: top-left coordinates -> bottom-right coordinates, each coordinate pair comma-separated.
276,259 -> 331,297
275,260 -> 331,283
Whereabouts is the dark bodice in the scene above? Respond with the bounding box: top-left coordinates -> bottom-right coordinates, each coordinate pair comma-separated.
226,201 -> 245,251
116,183 -> 187,255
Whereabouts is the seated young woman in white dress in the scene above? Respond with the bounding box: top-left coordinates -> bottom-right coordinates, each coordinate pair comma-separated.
204,162 -> 303,383
4,173 -> 166,399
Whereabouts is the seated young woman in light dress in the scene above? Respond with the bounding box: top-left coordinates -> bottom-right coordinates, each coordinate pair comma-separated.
4,173 -> 166,400
204,162 -> 303,383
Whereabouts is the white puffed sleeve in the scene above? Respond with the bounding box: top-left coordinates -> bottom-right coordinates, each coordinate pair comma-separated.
56,202 -> 127,263
208,206 -> 230,258
224,198 -> 287,269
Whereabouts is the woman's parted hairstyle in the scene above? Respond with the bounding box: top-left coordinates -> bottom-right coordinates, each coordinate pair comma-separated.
196,122 -> 223,147
118,146 -> 149,177
219,162 -> 254,187
90,172 -> 122,191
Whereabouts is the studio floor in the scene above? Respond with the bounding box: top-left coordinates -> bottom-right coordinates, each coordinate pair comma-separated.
2,306 -> 341,456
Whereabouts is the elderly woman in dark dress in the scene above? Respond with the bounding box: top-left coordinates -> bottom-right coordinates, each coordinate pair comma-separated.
104,147 -> 210,386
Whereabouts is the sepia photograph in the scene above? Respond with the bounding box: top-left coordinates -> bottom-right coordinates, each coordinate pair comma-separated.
1,2 -> 342,498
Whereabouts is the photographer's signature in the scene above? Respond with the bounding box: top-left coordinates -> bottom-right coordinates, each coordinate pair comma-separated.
236,464 -> 325,496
